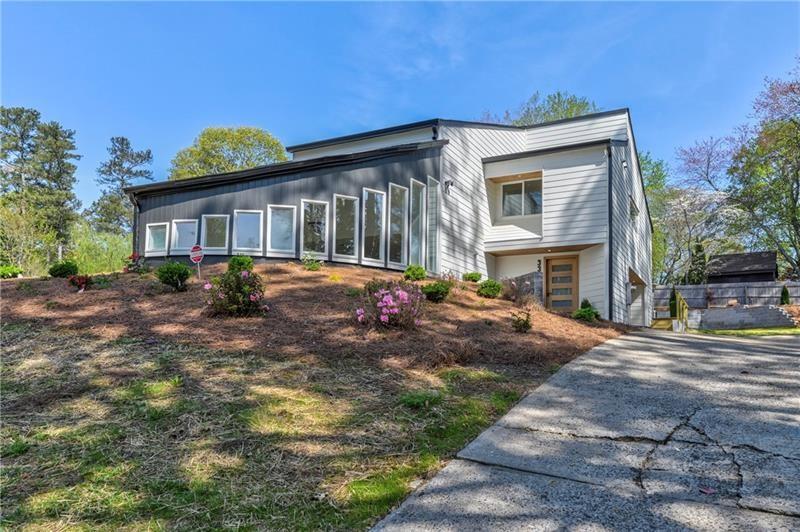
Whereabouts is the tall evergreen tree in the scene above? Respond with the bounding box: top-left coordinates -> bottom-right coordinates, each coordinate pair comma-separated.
686,241 -> 707,285
0,106 -> 40,194
85,136 -> 152,234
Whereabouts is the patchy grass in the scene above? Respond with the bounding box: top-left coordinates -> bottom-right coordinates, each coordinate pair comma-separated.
694,327 -> 800,336
1,321 -> 529,529
1,262 -> 625,529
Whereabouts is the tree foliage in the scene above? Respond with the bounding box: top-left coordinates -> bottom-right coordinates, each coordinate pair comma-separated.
85,136 -> 152,234
169,126 -> 287,181
686,242 -> 707,284
483,91 -> 600,126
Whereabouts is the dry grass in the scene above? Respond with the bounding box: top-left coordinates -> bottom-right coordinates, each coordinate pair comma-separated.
1,261 -> 625,529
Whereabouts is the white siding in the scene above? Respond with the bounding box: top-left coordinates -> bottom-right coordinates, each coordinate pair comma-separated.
493,244 -> 607,319
436,125 -> 528,276
291,128 -> 435,161
483,147 -> 609,248
609,122 -> 652,325
525,111 -> 629,150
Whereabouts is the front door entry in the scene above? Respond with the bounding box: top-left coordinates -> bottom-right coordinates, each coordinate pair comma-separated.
546,257 -> 579,312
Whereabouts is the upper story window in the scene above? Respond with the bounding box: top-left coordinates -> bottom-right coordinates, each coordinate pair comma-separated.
629,196 -> 640,220
502,179 -> 542,217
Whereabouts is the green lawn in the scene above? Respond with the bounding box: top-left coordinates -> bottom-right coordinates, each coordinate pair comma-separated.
1,322 -> 526,530
695,326 -> 800,337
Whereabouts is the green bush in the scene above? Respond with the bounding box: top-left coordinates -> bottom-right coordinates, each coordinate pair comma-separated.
0,265 -> 22,278
462,272 -> 481,282
511,310 -> 532,332
421,280 -> 453,303
48,260 -> 79,278
669,288 -> 677,318
781,285 -> 791,305
572,300 -> 600,322
301,254 -> 322,271
477,279 -> 503,298
205,269 -> 267,316
403,264 -> 426,281
228,255 -> 254,274
156,261 -> 192,292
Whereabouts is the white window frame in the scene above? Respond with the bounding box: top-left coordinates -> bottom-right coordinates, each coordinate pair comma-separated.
426,177 -> 441,274
387,183 -> 409,270
409,178 -> 427,268
266,205 -> 297,258
300,199 -> 329,260
361,187 -> 386,267
232,209 -> 264,255
169,219 -> 198,255
200,214 -> 230,255
500,178 -> 543,219
145,222 -> 169,258
332,194 -> 359,264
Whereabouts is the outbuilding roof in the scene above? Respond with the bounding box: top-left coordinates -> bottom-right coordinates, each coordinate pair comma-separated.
707,251 -> 778,275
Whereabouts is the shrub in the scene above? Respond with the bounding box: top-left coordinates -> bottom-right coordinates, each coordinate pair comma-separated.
123,252 -> 148,274
228,255 -> 254,274
205,269 -> 268,316
356,279 -> 424,328
93,275 -> 113,289
328,273 -> 342,282
502,277 -> 538,306
156,261 -> 192,292
403,264 -> 426,281
572,300 -> 601,322
301,254 -> 322,271
0,265 -> 22,278
462,272 -> 481,282
67,274 -> 92,292
510,309 -> 532,333
421,280 -> 453,303
669,288 -> 677,318
781,285 -> 791,305
477,279 -> 503,298
48,260 -> 78,278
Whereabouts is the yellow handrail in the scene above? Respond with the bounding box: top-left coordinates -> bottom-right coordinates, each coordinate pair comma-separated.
675,291 -> 689,325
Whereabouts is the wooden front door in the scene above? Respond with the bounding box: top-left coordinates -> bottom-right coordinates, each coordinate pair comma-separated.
546,257 -> 579,312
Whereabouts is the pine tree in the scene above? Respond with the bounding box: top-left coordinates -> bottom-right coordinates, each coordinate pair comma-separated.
686,242 -> 707,285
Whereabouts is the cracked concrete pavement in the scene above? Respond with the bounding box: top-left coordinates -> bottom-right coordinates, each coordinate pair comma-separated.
375,330 -> 800,531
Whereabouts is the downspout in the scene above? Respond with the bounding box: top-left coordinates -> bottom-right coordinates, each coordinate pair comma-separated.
128,192 -> 140,256
607,145 -> 614,322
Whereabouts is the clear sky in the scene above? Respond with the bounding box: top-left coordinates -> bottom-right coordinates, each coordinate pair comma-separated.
3,2 -> 798,207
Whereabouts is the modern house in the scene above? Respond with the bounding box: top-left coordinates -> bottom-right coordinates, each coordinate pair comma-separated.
126,108 -> 652,325
706,251 -> 778,284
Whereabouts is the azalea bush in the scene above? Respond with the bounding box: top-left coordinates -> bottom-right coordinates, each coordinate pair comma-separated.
356,279 -> 424,328
67,274 -> 92,292
123,252 -> 148,274
48,260 -> 79,278
205,269 -> 268,316
421,280 -> 453,303
156,261 -> 192,292
477,278 -> 503,299
462,272 -> 481,282
403,264 -> 426,281
572,298 -> 601,322
228,255 -> 254,274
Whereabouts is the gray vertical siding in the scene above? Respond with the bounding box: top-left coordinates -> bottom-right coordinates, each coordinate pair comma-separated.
134,148 -> 441,268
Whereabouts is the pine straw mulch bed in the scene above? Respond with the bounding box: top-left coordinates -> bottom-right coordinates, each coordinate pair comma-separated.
1,262 -> 626,530
2,261 -> 624,370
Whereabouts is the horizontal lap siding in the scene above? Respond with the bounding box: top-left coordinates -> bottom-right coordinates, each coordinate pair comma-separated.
437,126 -> 528,276
525,113 -> 629,150
135,149 -> 441,263
291,128 -> 435,161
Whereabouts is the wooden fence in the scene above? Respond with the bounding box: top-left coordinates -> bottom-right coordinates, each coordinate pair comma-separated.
654,281 -> 800,309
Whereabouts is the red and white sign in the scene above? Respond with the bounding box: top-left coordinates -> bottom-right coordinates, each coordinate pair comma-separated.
189,245 -> 204,264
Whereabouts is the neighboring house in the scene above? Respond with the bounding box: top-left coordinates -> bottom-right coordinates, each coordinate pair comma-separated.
706,251 -> 778,284
125,108 -> 652,325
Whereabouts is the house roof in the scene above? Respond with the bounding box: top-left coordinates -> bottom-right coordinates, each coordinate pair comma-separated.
285,108 -> 630,153
707,251 -> 778,275
124,140 -> 448,197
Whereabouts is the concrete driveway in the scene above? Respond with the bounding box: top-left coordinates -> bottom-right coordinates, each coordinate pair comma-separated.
375,331 -> 800,531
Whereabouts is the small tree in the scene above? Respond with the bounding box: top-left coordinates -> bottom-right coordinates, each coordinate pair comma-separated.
781,285 -> 791,305
669,287 -> 678,318
686,242 -> 707,285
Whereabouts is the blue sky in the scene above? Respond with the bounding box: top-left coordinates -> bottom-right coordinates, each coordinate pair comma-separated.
3,2 -> 798,206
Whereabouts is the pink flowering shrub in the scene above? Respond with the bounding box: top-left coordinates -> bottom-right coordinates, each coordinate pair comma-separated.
356,279 -> 424,329
205,268 -> 268,316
